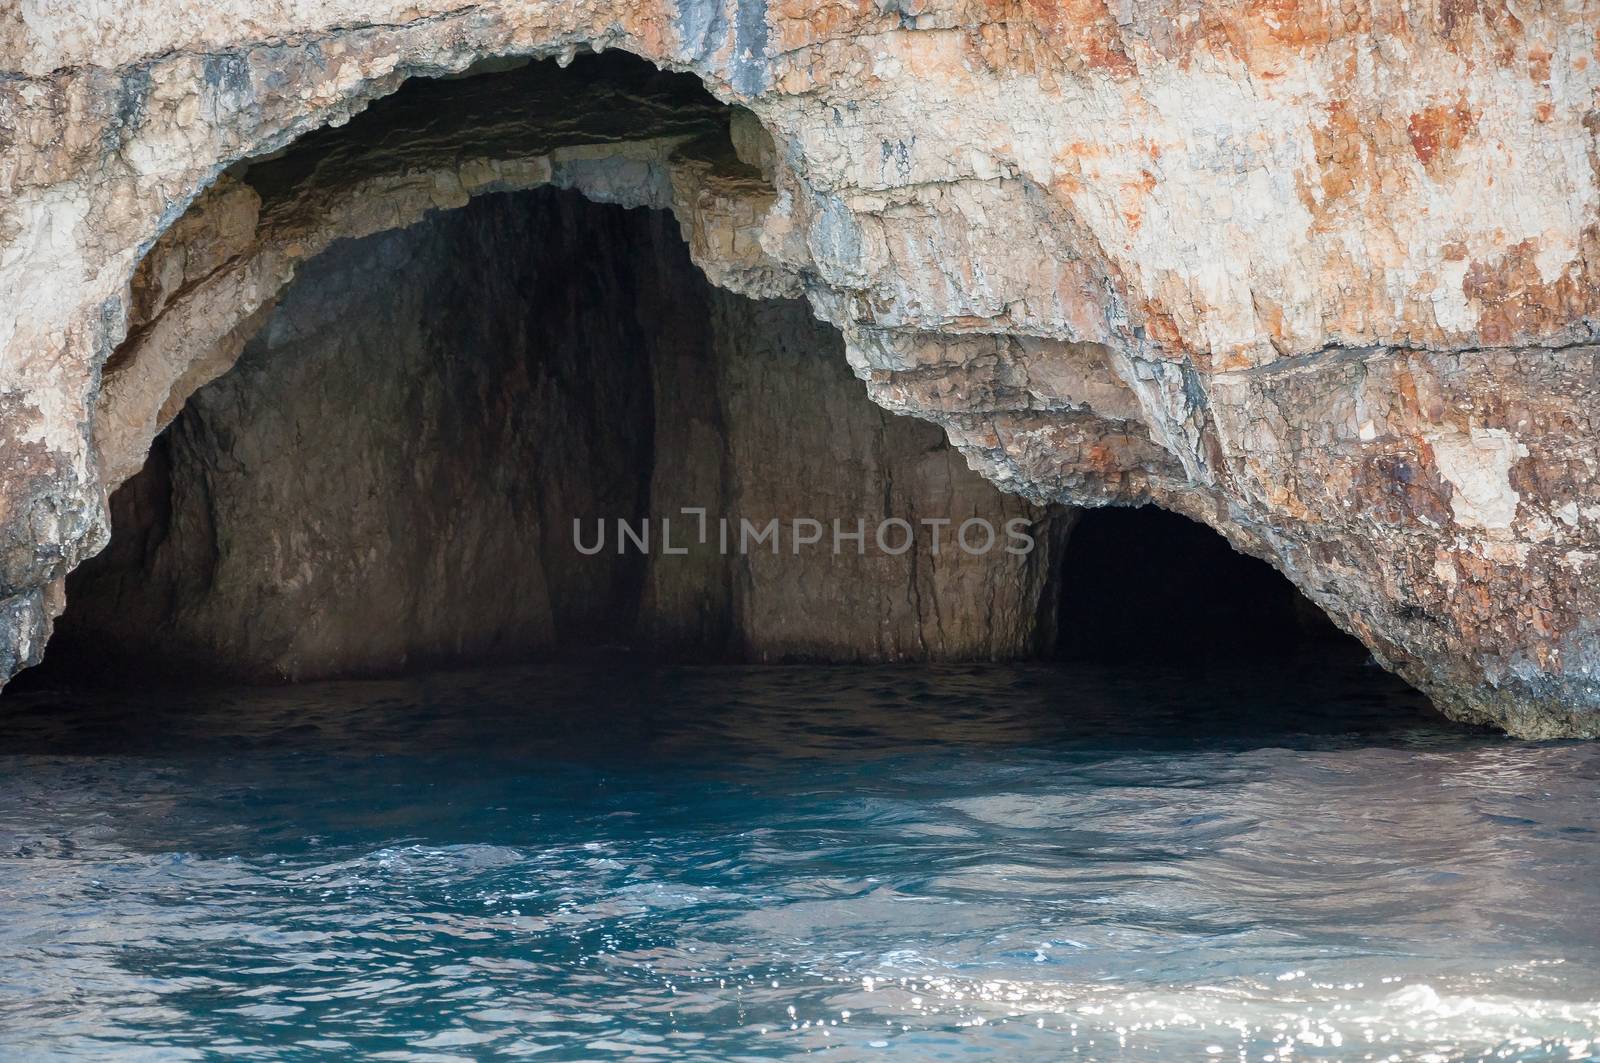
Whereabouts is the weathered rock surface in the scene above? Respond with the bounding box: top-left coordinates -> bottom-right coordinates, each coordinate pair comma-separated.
46,189 -> 1063,680
1,2 -> 1598,734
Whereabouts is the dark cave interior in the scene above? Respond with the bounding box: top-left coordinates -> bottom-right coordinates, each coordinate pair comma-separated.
1053,506 -> 1353,663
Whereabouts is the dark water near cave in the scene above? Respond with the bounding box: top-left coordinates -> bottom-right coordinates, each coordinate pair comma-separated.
2,660 -> 1599,1061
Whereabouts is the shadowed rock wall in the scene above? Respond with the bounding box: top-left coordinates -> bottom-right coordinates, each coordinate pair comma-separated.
45,189 -> 1065,681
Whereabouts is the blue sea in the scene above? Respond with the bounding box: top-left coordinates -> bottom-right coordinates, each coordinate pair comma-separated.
2,659 -> 1597,1060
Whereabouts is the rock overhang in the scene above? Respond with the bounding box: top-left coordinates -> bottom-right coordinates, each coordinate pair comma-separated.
1,0 -> 1598,735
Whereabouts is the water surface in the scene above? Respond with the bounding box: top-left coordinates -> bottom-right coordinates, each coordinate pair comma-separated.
2,659 -> 1598,1060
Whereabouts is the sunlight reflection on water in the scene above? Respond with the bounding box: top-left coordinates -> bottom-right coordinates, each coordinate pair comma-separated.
0,659 -> 1597,1060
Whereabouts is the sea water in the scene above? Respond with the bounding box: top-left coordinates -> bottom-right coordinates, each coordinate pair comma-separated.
1,659 -> 1597,1060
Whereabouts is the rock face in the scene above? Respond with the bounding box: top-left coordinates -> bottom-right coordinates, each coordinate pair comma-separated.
46,189 -> 1063,681
1,4 -> 1598,734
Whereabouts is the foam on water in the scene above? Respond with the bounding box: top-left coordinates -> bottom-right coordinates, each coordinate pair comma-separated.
0,659 -> 1597,1060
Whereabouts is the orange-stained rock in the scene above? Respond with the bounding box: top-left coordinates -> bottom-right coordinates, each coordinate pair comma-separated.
0,0 -> 1598,734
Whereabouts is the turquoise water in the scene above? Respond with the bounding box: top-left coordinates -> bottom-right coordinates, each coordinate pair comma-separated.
1,660 -> 1598,1061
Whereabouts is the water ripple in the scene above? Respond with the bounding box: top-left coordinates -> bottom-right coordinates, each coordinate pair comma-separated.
0,658 -> 1597,1060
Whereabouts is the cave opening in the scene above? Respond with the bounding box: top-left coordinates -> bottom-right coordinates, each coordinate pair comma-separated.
1052,506 -> 1360,663
35,179 -> 1069,685
19,51 -> 1363,691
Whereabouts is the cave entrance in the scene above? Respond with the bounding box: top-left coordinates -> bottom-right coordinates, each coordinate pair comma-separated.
27,52 -> 1073,685
38,175 -> 1068,684
1052,506 -> 1360,663
20,52 -> 1362,691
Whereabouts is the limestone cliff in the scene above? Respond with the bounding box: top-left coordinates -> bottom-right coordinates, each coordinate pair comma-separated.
1,3 -> 1598,734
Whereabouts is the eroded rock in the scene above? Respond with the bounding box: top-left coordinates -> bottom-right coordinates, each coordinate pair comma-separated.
1,3 -> 1598,734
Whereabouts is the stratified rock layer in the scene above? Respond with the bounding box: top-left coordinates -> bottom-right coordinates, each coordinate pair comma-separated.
1,4 -> 1598,734
49,190 -> 1062,680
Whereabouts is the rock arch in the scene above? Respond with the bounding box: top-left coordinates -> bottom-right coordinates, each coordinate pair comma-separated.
2,1 -> 1598,735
